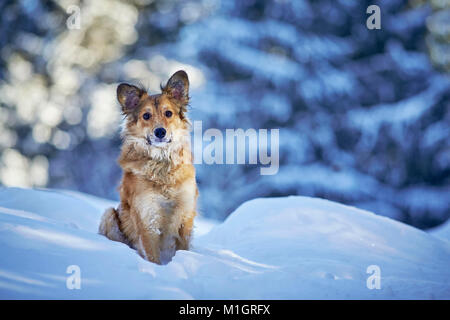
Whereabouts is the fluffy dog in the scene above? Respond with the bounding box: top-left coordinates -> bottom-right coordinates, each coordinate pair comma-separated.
99,70 -> 198,264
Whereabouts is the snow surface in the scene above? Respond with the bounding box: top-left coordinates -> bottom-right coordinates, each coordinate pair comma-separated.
429,220 -> 450,243
0,187 -> 449,299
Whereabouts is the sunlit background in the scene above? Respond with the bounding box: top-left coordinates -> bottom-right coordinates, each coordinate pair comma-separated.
0,0 -> 448,229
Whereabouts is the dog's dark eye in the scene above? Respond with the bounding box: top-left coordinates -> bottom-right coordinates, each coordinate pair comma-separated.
165,110 -> 173,118
143,113 -> 151,120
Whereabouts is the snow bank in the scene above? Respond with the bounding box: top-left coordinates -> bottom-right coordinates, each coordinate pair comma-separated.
429,220 -> 450,243
0,188 -> 448,299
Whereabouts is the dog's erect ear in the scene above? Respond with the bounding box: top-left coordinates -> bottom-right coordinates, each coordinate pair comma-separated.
163,70 -> 189,106
117,83 -> 144,114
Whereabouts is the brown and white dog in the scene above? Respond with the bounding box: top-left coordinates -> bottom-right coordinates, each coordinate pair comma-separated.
99,70 -> 198,264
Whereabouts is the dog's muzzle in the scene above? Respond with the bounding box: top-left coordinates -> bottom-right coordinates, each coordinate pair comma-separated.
146,135 -> 172,146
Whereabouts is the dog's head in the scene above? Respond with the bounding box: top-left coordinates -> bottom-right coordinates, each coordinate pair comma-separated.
117,70 -> 190,157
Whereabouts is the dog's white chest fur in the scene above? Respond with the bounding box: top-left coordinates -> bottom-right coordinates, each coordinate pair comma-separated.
135,193 -> 168,234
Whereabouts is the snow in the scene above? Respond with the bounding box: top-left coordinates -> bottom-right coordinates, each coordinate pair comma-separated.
429,220 -> 450,243
0,187 -> 449,299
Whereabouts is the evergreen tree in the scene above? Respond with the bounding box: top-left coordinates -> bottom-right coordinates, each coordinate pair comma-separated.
0,0 -> 448,228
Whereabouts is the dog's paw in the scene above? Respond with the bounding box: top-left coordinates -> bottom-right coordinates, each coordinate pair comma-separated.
99,208 -> 128,244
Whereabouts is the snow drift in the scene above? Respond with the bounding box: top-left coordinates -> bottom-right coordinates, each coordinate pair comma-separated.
0,187 -> 448,299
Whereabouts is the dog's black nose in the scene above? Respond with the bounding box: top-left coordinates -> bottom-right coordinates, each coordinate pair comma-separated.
154,127 -> 166,139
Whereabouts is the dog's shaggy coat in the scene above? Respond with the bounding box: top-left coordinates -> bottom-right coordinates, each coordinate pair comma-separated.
99,70 -> 198,264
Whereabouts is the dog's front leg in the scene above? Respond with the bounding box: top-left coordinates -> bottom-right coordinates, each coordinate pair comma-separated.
136,232 -> 161,264
176,213 -> 195,250
130,207 -> 161,264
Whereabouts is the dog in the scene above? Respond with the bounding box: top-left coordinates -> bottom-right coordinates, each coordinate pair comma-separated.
99,70 -> 198,264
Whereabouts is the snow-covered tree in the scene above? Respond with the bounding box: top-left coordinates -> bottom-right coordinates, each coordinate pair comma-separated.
0,0 -> 448,228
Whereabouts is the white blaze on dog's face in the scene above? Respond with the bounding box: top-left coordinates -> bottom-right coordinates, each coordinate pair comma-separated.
117,71 -> 190,156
